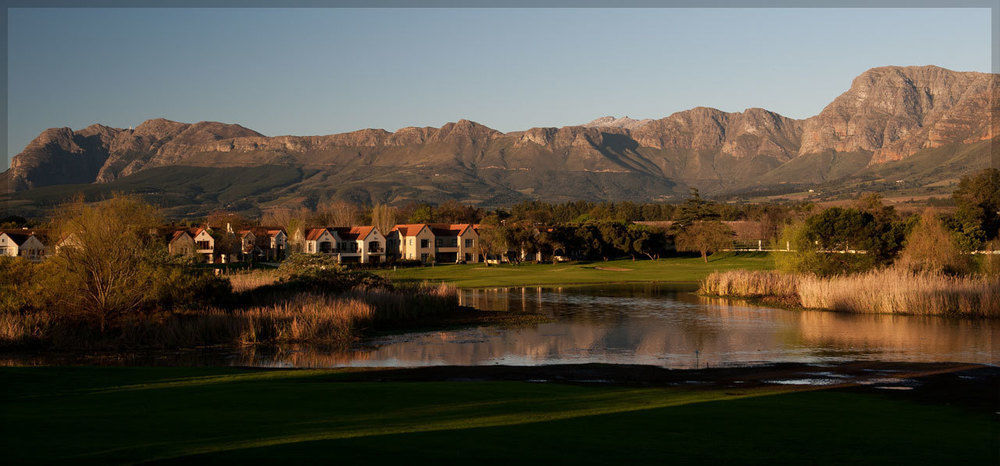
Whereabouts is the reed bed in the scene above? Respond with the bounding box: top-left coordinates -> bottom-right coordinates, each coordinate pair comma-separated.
700,269 -> 1000,317
700,270 -> 798,299
798,270 -> 1000,317
0,283 -> 463,350
227,270 -> 281,293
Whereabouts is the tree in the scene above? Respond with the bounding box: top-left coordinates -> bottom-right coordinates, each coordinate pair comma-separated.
628,224 -> 667,260
896,209 -> 971,275
262,207 -> 309,253
476,215 -> 509,265
325,201 -> 359,227
672,188 -> 719,229
675,221 -> 734,263
951,168 -> 1000,250
46,194 -> 164,330
370,203 -> 398,235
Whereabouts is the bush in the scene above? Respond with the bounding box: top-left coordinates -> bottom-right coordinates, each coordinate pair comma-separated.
896,209 -> 972,275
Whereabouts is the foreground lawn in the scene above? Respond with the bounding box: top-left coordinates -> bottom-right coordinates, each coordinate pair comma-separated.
1,366 -> 994,464
381,253 -> 772,288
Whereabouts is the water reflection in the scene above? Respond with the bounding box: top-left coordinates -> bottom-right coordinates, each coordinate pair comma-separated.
260,284 -> 999,368
6,285 -> 997,368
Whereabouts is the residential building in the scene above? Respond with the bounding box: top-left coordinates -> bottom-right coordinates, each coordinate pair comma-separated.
304,228 -> 337,254
167,230 -> 197,257
0,230 -> 47,262
331,226 -> 386,263
239,227 -> 287,262
388,224 -> 436,262
428,223 -> 479,263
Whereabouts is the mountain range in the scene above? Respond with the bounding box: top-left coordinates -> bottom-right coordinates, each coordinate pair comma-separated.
3,65 -> 996,216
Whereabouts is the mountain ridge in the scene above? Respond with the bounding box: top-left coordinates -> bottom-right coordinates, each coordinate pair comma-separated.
4,65 -> 995,210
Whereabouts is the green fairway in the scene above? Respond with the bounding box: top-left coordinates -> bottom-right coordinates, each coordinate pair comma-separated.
380,253 -> 772,288
1,366 -> 994,464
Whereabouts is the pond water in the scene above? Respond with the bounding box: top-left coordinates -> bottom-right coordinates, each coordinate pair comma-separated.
238,284 -> 998,368
7,284 -> 996,368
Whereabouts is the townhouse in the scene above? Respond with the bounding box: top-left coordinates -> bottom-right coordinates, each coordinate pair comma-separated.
386,223 -> 479,263
239,227 -> 288,262
0,229 -> 48,262
303,226 -> 386,264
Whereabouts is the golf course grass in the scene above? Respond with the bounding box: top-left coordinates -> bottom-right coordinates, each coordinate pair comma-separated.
2,366 -> 995,464
380,253 -> 772,288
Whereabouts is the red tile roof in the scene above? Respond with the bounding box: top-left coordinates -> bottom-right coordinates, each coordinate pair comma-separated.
331,226 -> 376,241
390,224 -> 429,237
428,223 -> 474,236
305,228 -> 330,241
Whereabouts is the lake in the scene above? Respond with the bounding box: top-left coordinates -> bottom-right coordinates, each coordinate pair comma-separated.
233,284 -> 999,369
6,284 -> 995,368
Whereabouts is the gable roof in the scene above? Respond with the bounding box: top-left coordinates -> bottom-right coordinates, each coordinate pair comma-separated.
428,223 -> 475,236
390,224 -> 430,237
1,229 -> 48,246
305,228 -> 332,241
1,231 -> 33,246
331,226 -> 376,241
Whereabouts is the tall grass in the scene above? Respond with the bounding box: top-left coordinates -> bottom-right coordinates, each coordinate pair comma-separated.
227,270 -> 281,293
797,270 -> 999,317
0,283 -> 463,350
701,269 -> 1000,317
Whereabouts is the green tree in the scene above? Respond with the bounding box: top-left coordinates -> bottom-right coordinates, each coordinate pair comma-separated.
675,221 -> 734,263
951,168 -> 1000,250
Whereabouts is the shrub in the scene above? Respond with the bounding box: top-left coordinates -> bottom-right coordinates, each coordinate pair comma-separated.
896,209 -> 972,275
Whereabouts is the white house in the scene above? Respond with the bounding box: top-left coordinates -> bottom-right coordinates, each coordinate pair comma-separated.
332,226 -> 385,263
0,230 -> 47,262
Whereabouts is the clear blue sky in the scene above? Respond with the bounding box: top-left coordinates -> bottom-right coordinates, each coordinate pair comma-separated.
7,7 -> 992,164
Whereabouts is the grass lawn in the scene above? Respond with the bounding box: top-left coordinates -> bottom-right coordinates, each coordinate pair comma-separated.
1,366 -> 994,464
380,253 -> 773,288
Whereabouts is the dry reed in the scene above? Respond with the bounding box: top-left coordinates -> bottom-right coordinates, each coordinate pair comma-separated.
701,268 -> 1000,317
227,270 -> 281,293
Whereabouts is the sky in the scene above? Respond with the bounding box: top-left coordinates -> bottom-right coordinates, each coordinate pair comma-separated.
6,7 -> 992,164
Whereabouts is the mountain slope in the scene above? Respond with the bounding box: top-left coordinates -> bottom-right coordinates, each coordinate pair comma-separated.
3,65 -> 995,212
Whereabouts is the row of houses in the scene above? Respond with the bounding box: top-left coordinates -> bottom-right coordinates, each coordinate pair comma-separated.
1,222 -> 488,265
300,223 -> 481,264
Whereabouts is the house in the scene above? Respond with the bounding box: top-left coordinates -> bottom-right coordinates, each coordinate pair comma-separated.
0,230 -> 47,262
165,227 -> 217,262
167,230 -> 197,257
388,224 -> 436,262
304,228 -> 337,254
428,223 -> 479,263
331,226 -> 386,263
239,227 -> 287,262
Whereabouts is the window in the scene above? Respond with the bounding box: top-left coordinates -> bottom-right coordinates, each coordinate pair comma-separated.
465,239 -> 474,248
420,239 -> 429,248
420,253 -> 428,262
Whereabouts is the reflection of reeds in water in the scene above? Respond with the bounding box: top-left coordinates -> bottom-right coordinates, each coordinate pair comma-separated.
701,269 -> 1000,317
792,311 -> 999,359
701,295 -> 998,361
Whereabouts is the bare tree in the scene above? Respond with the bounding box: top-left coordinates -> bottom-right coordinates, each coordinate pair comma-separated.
318,201 -> 358,227
370,203 -> 397,235
263,207 -> 309,253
